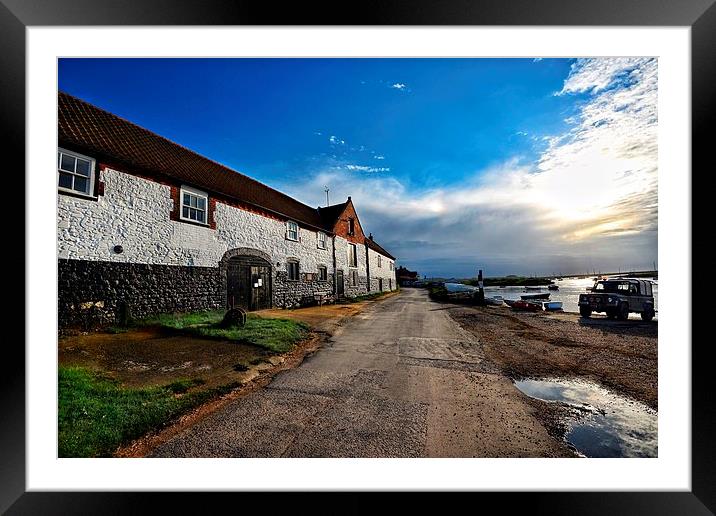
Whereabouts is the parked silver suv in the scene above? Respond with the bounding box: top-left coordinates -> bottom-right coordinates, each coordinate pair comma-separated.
578,278 -> 656,321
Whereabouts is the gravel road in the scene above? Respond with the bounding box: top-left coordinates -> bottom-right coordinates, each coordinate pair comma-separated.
151,288 -> 574,457
448,305 -> 658,409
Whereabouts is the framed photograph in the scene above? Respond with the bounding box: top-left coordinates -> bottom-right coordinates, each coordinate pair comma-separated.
5,0 -> 710,512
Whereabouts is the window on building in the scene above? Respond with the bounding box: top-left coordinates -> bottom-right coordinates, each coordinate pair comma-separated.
348,243 -> 358,267
348,218 -> 355,235
318,266 -> 328,281
351,270 -> 359,286
377,255 -> 382,268
286,221 -> 299,241
317,231 -> 327,249
58,148 -> 95,196
180,186 -> 208,224
287,260 -> 300,280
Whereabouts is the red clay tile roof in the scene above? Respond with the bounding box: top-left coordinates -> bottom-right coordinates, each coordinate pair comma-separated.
366,237 -> 395,260
58,91 -> 328,230
317,201 -> 348,228
58,91 -> 396,258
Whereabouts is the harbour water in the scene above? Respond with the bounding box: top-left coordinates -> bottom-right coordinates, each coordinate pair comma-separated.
445,277 -> 658,319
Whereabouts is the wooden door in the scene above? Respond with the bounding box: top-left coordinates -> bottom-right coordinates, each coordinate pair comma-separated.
227,256 -> 272,311
336,270 -> 345,297
250,265 -> 271,310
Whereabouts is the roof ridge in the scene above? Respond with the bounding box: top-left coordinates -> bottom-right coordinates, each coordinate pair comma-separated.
58,91 -> 320,217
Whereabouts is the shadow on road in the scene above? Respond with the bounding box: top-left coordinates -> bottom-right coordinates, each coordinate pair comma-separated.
577,316 -> 657,336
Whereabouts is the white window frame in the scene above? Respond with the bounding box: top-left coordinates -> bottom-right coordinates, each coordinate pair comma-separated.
377,255 -> 382,268
317,231 -> 327,249
318,265 -> 328,281
348,243 -> 358,268
351,270 -> 359,287
286,221 -> 299,241
179,185 -> 209,225
57,147 -> 96,197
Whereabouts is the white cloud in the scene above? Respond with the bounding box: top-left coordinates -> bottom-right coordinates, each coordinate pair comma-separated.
287,58 -> 657,276
329,135 -> 345,145
557,57 -> 653,95
391,83 -> 407,90
533,57 -> 543,62
345,164 -> 391,173
374,155 -> 385,160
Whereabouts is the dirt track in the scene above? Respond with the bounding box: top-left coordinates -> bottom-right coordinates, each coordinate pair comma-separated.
448,305 -> 658,409
150,288 -> 575,457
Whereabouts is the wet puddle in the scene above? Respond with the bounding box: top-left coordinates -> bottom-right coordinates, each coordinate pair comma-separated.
514,378 -> 657,458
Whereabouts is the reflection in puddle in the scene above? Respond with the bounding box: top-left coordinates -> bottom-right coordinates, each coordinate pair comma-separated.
514,378 -> 657,458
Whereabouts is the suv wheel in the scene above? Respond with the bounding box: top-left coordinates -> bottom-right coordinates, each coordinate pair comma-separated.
617,302 -> 629,321
641,308 -> 655,322
579,306 -> 592,318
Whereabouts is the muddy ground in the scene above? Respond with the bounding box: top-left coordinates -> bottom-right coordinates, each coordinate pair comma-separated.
59,327 -> 278,390
448,305 -> 658,409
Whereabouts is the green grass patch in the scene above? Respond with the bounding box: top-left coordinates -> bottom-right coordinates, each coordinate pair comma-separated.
166,378 -> 205,394
105,326 -> 129,334
138,310 -> 226,329
58,366 -> 213,457
133,310 -> 309,353
428,286 -> 449,301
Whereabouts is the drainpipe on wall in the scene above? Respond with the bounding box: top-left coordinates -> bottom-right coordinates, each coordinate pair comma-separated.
331,235 -> 337,296
365,241 -> 370,291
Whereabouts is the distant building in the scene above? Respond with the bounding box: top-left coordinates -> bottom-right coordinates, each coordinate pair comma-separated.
396,266 -> 419,286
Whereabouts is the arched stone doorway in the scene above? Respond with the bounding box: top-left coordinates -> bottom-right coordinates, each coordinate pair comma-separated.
220,248 -> 272,311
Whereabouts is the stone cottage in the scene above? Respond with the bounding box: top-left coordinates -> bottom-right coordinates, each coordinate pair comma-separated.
57,92 -> 397,327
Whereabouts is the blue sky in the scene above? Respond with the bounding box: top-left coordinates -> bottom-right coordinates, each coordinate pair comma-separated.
59,58 -> 658,278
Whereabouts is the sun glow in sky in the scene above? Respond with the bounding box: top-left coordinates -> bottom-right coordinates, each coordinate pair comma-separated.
59,58 -> 658,277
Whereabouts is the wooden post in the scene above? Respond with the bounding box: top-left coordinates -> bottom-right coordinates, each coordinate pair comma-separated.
477,269 -> 485,304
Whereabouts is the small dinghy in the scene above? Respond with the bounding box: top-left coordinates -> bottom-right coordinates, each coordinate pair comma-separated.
542,301 -> 563,311
510,299 -> 542,312
485,296 -> 504,306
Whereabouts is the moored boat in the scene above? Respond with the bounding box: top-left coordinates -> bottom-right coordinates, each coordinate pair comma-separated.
548,284 -> 559,291
542,301 -> 563,311
521,293 -> 550,300
485,296 -> 504,306
510,299 -> 542,312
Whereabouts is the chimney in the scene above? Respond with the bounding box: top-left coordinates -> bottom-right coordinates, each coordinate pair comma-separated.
347,196 -> 351,201
369,233 -> 374,240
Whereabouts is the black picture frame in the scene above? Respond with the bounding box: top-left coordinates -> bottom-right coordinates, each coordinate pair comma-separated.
3,0 -> 710,513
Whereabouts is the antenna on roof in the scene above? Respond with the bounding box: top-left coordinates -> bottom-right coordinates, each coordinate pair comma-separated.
324,186 -> 330,207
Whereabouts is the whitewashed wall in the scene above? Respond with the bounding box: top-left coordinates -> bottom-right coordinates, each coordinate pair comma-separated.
368,247 -> 396,291
57,167 -> 334,274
